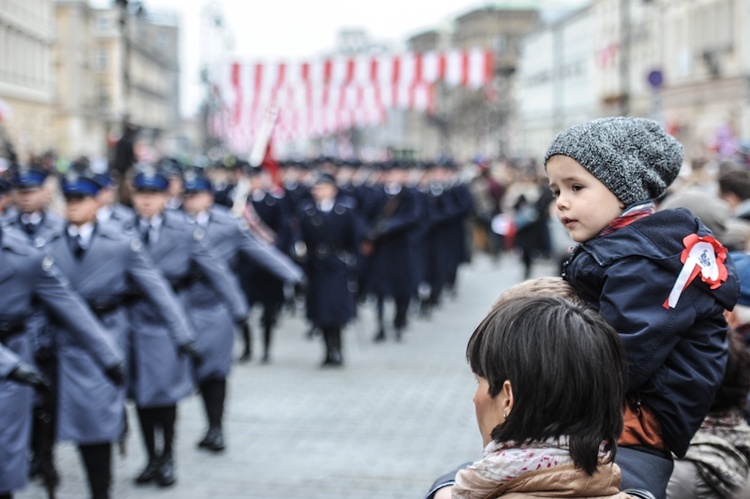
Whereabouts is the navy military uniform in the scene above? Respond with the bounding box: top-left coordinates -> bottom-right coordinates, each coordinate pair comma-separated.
298,174 -> 364,366
0,225 -> 123,497
182,169 -> 302,451
239,166 -> 296,362
362,167 -> 422,341
126,166 -> 246,485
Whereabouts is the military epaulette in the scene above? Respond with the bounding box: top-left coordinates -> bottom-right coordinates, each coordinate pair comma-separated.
302,203 -> 316,216
338,198 -> 356,210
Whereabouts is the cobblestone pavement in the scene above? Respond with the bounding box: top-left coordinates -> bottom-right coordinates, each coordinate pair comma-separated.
18,253 -> 555,499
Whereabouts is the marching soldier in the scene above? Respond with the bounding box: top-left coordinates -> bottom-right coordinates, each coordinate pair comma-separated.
8,166 -> 65,243
94,172 -> 134,227
0,223 -> 123,499
46,170 -> 198,497
298,173 -> 364,366
181,168 -> 303,451
238,165 -> 295,363
6,166 -> 68,482
126,165 -> 247,485
362,161 -> 422,342
0,177 -> 13,221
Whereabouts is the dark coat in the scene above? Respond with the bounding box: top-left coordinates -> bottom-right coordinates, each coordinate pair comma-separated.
240,191 -> 295,309
563,208 -> 740,457
363,186 -> 422,300
414,184 -> 455,291
298,199 -> 363,327
445,183 -> 474,267
0,226 -> 122,492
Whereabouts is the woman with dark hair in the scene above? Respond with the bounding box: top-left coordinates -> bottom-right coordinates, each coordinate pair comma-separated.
448,296 -> 631,498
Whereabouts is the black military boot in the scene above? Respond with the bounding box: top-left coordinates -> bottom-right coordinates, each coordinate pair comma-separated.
135,457 -> 160,484
238,322 -> 252,363
156,454 -> 175,487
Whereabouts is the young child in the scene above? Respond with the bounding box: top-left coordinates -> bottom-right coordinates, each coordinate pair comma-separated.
545,117 -> 741,497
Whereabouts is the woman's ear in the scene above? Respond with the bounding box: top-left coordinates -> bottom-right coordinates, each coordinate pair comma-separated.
500,379 -> 514,419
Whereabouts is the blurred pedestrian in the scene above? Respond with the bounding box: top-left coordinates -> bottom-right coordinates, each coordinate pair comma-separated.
719,169 -> 750,221
666,333 -> 750,499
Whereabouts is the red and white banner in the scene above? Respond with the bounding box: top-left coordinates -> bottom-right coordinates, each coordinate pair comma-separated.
210,48 -> 494,153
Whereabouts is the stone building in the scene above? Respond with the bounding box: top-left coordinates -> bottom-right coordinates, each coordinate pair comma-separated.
400,3 -> 540,161
53,0 -> 180,159
0,0 -> 55,161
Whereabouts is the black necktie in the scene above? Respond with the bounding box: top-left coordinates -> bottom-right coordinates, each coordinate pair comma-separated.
141,224 -> 151,245
71,234 -> 85,259
24,221 -> 36,235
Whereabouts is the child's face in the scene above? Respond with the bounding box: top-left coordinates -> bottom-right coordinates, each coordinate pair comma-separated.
547,155 -> 625,243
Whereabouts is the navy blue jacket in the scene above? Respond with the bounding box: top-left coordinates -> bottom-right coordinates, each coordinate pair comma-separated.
564,208 -> 740,457
298,198 -> 364,327
363,185 -> 422,300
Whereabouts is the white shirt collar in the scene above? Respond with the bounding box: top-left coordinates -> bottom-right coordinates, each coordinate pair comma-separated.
385,183 -> 402,196
67,222 -> 95,247
140,214 -> 163,230
318,199 -> 334,213
21,211 -> 44,225
188,210 -> 210,226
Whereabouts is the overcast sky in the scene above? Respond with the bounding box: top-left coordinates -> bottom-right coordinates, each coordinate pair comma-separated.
92,0 -> 588,116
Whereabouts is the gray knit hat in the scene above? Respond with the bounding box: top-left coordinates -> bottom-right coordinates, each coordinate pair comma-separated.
544,117 -> 683,206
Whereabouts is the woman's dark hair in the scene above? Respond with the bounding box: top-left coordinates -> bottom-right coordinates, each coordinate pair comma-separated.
466,296 -> 627,475
710,332 -> 750,413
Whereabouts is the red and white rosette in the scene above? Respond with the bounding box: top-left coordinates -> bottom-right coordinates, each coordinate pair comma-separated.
663,234 -> 728,309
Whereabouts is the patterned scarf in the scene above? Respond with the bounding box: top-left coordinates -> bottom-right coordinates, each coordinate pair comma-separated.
596,201 -> 656,238
452,437 -> 611,499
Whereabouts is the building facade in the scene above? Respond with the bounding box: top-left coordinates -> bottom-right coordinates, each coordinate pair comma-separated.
516,6 -> 596,159
515,0 -> 750,163
52,0 -> 181,160
0,0 -> 55,161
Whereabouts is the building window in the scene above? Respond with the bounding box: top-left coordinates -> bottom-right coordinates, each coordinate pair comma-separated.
95,48 -> 108,71
97,16 -> 110,32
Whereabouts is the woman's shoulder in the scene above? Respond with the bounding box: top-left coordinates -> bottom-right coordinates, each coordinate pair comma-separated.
499,463 -> 630,498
